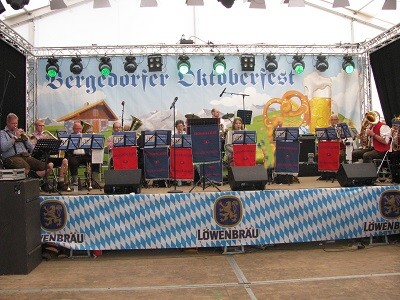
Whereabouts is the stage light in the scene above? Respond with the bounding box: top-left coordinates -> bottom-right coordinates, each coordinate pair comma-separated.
240,54 -> 255,71
99,56 -> 112,77
177,55 -> 190,75
292,55 -> 305,74
46,58 -> 59,78
124,56 -> 137,73
186,0 -> 204,5
213,55 -> 226,75
6,0 -> 29,10
288,0 -> 305,7
217,0 -> 235,8
148,55 -> 163,72
249,0 -> 266,9
50,0 -> 67,10
315,55 -> 329,72
342,55 -> 355,74
265,54 -> 278,72
70,57 -> 83,75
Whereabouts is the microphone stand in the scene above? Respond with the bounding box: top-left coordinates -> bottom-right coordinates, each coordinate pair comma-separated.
224,91 -> 250,128
121,102 -> 125,128
168,97 -> 182,193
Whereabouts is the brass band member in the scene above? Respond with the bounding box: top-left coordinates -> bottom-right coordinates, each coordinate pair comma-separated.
352,112 -> 391,163
32,119 -> 69,190
106,121 -> 122,169
175,119 -> 186,134
389,120 -> 400,183
330,114 -> 346,163
225,117 -> 244,166
65,121 -> 100,185
0,113 -> 53,177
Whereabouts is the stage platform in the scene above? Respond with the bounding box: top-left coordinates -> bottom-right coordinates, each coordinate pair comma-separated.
38,176 -> 400,252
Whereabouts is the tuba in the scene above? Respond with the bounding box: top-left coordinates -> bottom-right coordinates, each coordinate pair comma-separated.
80,120 -> 93,133
360,111 -> 380,149
129,116 -> 143,131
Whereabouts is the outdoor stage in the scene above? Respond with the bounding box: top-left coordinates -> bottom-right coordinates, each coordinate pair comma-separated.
39,176 -> 400,251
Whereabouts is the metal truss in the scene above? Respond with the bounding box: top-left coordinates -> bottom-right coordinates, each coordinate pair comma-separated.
362,23 -> 400,54
0,21 -> 33,56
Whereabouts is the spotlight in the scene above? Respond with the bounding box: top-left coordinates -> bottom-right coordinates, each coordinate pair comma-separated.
315,55 -> 329,72
99,56 -> 112,77
265,54 -> 278,72
70,57 -> 83,75
217,0 -> 235,8
342,55 -> 355,74
50,0 -> 67,10
213,55 -> 226,75
177,55 -> 191,75
240,54 -> 255,71
93,0 -> 111,8
6,0 -> 29,10
46,58 -> 59,78
148,55 -> 163,72
124,56 -> 138,73
292,55 -> 305,74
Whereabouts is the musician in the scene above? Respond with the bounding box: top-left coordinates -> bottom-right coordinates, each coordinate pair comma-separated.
224,117 -> 244,166
352,112 -> 391,163
66,121 -> 100,185
0,113 -> 53,177
32,118 -> 69,190
175,119 -> 186,134
106,121 -> 122,169
330,114 -> 346,163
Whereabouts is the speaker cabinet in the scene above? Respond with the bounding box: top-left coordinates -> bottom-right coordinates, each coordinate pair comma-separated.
104,169 -> 142,194
228,166 -> 268,191
0,179 -> 42,275
337,163 -> 377,187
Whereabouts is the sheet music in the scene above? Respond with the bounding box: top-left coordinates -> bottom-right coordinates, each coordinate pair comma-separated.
91,149 -> 104,164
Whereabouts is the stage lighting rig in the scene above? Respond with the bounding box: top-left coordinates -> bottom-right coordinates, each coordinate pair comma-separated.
217,0 -> 235,8
124,56 -> 138,73
99,56 -> 112,77
6,0 -> 29,10
315,55 -> 329,72
148,55 -> 163,72
177,55 -> 191,75
292,55 -> 305,74
46,58 -> 59,78
70,57 -> 83,75
240,54 -> 255,71
213,55 -> 226,75
265,54 -> 278,72
342,55 -> 355,74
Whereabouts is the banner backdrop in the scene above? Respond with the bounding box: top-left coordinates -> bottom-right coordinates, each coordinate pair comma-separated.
36,55 -> 362,165
39,186 -> 400,250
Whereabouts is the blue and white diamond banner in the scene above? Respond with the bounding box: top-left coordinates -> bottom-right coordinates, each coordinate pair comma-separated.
40,186 -> 400,250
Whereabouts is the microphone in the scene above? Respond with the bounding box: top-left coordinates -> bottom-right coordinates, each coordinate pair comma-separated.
121,101 -> 125,106
219,88 -> 226,97
170,97 -> 178,110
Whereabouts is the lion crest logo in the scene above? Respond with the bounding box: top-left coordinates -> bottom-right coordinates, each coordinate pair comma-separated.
40,200 -> 67,231
379,190 -> 400,220
214,196 -> 243,227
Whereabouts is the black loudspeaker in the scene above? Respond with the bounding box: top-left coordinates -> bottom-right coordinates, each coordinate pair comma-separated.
299,135 -> 316,163
228,166 -> 268,191
0,179 -> 42,275
104,169 -> 142,194
337,163 -> 377,187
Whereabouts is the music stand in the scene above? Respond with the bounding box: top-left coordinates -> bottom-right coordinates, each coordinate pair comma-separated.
188,118 -> 221,192
85,134 -> 104,190
316,127 -> 338,141
113,131 -> 137,147
237,110 -> 253,128
232,130 -> 257,144
336,123 -> 352,139
32,139 -> 62,194
274,127 -> 299,142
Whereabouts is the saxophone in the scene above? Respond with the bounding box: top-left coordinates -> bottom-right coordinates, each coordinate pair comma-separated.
360,111 -> 379,149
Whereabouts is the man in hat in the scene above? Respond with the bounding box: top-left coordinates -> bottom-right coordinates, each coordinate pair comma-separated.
352,112 -> 391,163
